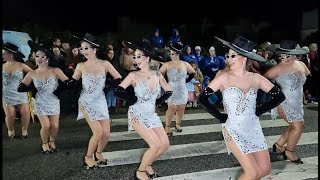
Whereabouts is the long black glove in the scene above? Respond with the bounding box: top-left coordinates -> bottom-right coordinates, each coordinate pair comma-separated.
156,91 -> 172,106
186,73 -> 195,83
114,86 -> 138,106
255,85 -> 285,116
53,78 -> 77,97
198,87 -> 228,123
18,82 -> 38,98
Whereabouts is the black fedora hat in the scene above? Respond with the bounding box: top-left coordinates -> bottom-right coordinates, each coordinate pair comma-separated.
82,32 -> 100,48
3,42 -> 25,58
122,40 -> 165,62
28,40 -> 50,53
214,35 -> 266,62
266,40 -> 308,55
168,42 -> 184,53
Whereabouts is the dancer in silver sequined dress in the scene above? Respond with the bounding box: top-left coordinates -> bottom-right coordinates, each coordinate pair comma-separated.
159,43 -> 196,136
19,41 -> 70,153
115,40 -> 172,180
71,33 -> 122,169
2,42 -> 33,138
264,40 -> 310,164
199,36 -> 285,179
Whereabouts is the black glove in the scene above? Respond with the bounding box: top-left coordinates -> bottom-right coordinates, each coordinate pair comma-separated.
18,82 -> 38,98
114,86 -> 138,106
198,87 -> 227,123
156,91 -> 172,106
186,73 -> 195,83
53,78 -> 77,97
255,85 -> 285,116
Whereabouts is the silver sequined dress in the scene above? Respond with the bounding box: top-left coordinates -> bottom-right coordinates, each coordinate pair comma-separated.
271,72 -> 306,122
166,67 -> 188,105
222,86 -> 268,154
33,76 -> 60,115
77,73 -> 109,121
128,81 -> 162,131
2,71 -> 29,106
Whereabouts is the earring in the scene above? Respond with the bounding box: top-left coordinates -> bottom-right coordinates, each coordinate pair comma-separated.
46,60 -> 49,64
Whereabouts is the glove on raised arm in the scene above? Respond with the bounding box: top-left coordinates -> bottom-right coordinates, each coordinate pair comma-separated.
198,87 -> 227,123
255,85 -> 285,116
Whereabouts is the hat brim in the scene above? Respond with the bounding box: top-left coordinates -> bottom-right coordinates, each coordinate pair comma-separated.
28,40 -> 48,53
122,41 -> 166,62
3,46 -> 25,58
214,37 -> 267,62
266,44 -> 308,55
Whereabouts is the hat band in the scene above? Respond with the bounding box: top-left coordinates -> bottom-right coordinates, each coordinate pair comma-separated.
231,44 -> 250,53
5,48 -> 18,54
278,47 -> 294,51
83,38 -> 100,47
170,46 -> 181,52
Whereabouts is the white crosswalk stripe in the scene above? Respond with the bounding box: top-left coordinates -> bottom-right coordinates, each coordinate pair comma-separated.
103,112 -> 318,179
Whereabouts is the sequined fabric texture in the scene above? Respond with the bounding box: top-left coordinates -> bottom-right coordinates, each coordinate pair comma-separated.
2,71 -> 29,106
128,81 -> 162,131
77,73 -> 110,121
222,86 -> 268,154
33,76 -> 60,115
271,72 -> 306,122
166,67 -> 188,105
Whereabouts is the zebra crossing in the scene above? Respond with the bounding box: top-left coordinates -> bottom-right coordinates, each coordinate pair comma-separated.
99,111 -> 318,180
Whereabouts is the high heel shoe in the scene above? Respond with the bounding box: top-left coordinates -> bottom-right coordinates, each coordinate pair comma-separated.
134,170 -> 149,180
49,140 -> 58,152
272,143 -> 284,153
146,165 -> 161,178
94,151 -> 108,167
41,143 -> 51,154
83,156 -> 98,169
283,148 -> 303,164
175,123 -> 182,132
165,126 -> 173,136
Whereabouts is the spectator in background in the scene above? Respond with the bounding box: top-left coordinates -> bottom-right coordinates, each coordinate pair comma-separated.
25,49 -> 37,70
168,28 -> 182,45
182,45 -> 198,65
194,46 -> 205,67
200,46 -> 225,79
150,28 -> 164,48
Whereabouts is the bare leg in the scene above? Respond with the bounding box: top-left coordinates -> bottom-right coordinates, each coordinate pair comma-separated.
285,121 -> 304,161
175,104 -> 186,131
3,104 -> 16,138
95,120 -> 111,162
17,103 -> 30,137
131,114 -> 162,180
146,127 -> 170,175
81,108 -> 102,167
37,115 -> 51,152
165,103 -> 177,135
223,127 -> 270,180
48,115 -> 60,150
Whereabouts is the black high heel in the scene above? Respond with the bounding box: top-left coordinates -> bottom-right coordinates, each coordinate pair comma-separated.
94,151 -> 108,167
134,170 -> 149,180
49,140 -> 58,152
272,143 -> 284,153
175,123 -> 182,132
283,148 -> 303,164
165,126 -> 173,136
146,165 -> 161,178
83,156 -> 98,169
41,143 -> 51,154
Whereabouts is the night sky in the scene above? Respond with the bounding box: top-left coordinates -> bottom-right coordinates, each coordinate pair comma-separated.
2,0 -> 318,43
